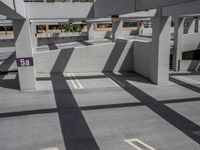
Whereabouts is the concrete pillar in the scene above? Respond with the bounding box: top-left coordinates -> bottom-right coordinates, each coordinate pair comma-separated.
112,16 -> 123,42
31,23 -> 38,50
87,22 -> 95,40
184,17 -> 195,34
151,9 -> 171,85
13,19 -> 37,91
174,17 -> 184,71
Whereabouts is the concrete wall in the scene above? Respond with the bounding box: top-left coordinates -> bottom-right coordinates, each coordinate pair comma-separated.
36,30 -> 136,45
34,39 -> 133,73
94,0 -> 135,18
182,33 -> 200,52
180,60 -> 200,71
133,41 -> 151,78
37,32 -> 88,46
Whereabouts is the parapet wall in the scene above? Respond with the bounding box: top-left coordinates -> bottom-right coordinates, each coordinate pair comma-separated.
34,39 -> 134,73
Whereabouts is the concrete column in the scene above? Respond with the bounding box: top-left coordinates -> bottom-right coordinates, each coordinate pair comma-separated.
151,9 -> 171,85
184,17 -> 195,34
174,17 -> 184,71
31,23 -> 38,50
87,22 -> 95,40
112,16 -> 123,42
13,19 -> 37,91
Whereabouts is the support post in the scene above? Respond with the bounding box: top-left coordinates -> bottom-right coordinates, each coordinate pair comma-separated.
13,19 -> 37,91
174,17 -> 184,71
151,9 -> 171,85
112,16 -> 123,42
87,22 -> 95,41
30,23 -> 38,50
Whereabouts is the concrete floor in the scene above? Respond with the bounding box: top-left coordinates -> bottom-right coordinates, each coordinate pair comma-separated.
0,72 -> 200,150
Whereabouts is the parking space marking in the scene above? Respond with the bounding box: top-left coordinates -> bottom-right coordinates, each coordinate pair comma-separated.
124,139 -> 156,150
104,74 -> 120,87
67,73 -> 83,89
67,73 -> 78,89
105,73 -> 125,87
178,76 -> 200,85
71,73 -> 83,89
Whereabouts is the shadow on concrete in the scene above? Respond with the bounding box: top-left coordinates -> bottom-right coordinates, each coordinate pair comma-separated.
79,40 -> 93,46
105,72 -> 200,145
170,76 -> 200,93
103,39 -> 129,72
187,60 -> 200,72
50,49 -> 100,150
0,51 -> 19,90
48,43 -> 58,51
170,71 -> 200,76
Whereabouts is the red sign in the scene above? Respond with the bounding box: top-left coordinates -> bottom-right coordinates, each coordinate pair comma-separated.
16,57 -> 34,67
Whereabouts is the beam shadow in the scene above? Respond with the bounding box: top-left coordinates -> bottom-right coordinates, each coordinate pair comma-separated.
50,49 -> 100,150
0,96 -> 200,119
170,72 -> 200,76
170,77 -> 200,93
105,73 -> 200,144
0,51 -> 19,90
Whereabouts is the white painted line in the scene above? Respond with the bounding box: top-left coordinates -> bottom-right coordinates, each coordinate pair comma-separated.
67,73 -> 77,89
105,73 -> 125,87
124,139 -> 156,150
105,74 -> 120,87
178,76 -> 200,85
71,73 -> 83,89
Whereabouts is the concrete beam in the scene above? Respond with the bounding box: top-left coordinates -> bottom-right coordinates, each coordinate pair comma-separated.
94,0 -> 199,18
26,2 -> 94,19
163,1 -> 200,16
136,0 -> 198,11
0,0 -> 26,19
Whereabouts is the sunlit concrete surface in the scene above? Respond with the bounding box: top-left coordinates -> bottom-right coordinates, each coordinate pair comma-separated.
0,72 -> 200,150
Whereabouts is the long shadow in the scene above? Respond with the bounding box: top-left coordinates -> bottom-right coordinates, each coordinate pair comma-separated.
1,95 -> 200,118
170,72 -> 200,76
48,43 -> 58,51
0,51 -> 19,90
103,39 -> 128,72
50,49 -> 100,150
106,73 -> 200,144
170,77 -> 200,93
79,40 -> 93,46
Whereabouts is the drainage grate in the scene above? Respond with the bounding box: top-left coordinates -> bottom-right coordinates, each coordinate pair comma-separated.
124,139 -> 156,150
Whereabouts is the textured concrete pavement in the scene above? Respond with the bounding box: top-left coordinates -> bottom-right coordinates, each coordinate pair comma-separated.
0,72 -> 200,150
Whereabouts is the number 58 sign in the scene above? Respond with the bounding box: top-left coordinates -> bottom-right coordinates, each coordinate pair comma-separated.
16,57 -> 34,67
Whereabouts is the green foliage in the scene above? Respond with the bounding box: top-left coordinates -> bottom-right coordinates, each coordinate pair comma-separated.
64,24 -> 82,32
